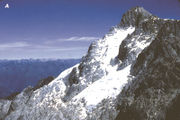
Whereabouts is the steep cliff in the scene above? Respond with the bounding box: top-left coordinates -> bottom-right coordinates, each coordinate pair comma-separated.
116,16 -> 180,120
0,7 -> 179,120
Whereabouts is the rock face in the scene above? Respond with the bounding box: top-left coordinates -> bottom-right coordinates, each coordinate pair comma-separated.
116,16 -> 180,120
119,7 -> 153,28
0,6 -> 179,120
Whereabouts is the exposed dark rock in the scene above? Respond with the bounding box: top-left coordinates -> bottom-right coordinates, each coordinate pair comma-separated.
165,94 -> 180,120
132,21 -> 180,75
115,104 -> 144,120
69,67 -> 79,86
33,76 -> 54,91
0,6 -> 179,120
3,92 -> 20,100
119,6 -> 153,28
118,40 -> 129,61
117,7 -> 166,70
116,20 -> 180,120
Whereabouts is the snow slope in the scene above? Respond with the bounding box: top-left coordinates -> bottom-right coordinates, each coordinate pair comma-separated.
73,65 -> 131,109
0,59 -> 80,99
0,6 -> 169,120
0,27 -> 135,120
70,27 -> 135,110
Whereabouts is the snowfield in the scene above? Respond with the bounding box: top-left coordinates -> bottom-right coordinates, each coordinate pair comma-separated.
71,27 -> 136,110
1,7 -> 165,120
73,65 -> 131,109
3,27 -> 137,120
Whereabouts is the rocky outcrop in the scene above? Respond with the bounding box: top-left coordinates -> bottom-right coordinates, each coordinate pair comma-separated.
0,6 -> 179,120
166,94 -> 180,120
33,76 -> 54,91
118,6 -> 166,70
116,20 -> 180,120
119,6 -> 153,28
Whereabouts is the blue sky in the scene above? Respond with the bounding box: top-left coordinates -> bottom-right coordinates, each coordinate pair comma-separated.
0,0 -> 179,59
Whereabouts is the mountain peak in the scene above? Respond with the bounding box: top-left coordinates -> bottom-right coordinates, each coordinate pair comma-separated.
132,6 -> 151,14
119,6 -> 153,27
1,7 -> 180,120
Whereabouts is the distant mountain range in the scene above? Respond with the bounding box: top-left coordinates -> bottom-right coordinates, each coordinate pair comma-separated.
0,59 -> 80,98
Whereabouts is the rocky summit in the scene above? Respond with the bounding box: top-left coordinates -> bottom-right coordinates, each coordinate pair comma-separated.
0,6 -> 179,120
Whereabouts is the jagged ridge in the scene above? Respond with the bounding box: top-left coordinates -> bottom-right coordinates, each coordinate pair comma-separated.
0,7 -> 179,120
116,19 -> 180,120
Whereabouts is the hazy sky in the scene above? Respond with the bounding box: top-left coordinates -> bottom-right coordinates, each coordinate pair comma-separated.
0,0 -> 180,59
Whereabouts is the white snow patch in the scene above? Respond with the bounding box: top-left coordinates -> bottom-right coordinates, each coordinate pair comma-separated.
71,27 -> 135,111
99,27 -> 135,65
136,40 -> 151,50
73,65 -> 131,110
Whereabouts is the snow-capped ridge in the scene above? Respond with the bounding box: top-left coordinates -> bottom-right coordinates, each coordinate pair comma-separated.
1,7 -> 179,120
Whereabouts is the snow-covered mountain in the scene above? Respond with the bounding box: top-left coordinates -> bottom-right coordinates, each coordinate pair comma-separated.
0,6 -> 179,120
0,59 -> 80,98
